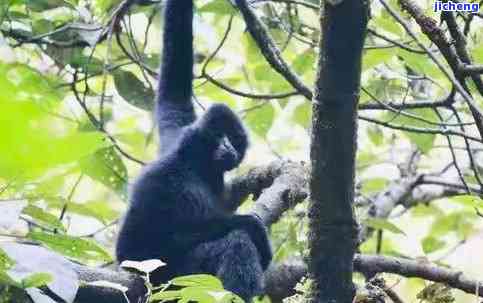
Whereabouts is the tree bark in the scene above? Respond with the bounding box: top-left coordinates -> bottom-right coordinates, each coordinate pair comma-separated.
308,0 -> 368,302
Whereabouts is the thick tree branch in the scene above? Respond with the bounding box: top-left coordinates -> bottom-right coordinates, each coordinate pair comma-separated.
354,255 -> 483,297
251,162 -> 308,226
264,258 -> 308,302
72,264 -> 147,303
372,175 -> 421,217
266,255 -> 483,300
461,64 -> 483,75
224,161 -> 291,212
67,252 -> 483,302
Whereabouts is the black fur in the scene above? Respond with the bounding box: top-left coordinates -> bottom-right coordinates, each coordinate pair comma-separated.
115,0 -> 272,301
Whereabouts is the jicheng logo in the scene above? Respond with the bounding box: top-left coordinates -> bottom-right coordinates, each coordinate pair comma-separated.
433,1 -> 480,12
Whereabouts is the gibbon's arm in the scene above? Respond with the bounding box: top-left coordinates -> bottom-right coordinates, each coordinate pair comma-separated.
173,215 -> 272,269
158,0 -> 193,103
156,0 -> 196,154
155,0 -> 249,166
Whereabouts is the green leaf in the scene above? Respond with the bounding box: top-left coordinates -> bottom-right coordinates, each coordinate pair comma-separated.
25,0 -> 73,11
113,70 -> 154,110
252,64 -> 292,92
292,49 -> 316,75
27,231 -> 112,262
45,198 -> 119,224
0,63 -> 64,103
242,34 -> 292,91
199,0 -> 236,15
372,15 -> 404,37
32,19 -> 55,35
154,275 -> 237,303
244,34 -> 264,68
245,102 -> 275,138
22,205 -> 66,232
273,244 -> 290,261
364,218 -> 406,235
384,108 -> 438,153
411,204 -> 444,218
429,211 -> 475,239
21,272 -> 53,289
363,49 -> 394,71
79,147 -> 128,198
0,270 -> 19,287
367,125 -> 383,146
472,41 -> 483,63
94,0 -> 122,13
0,248 -> 15,271
361,178 -> 389,194
180,286 -> 216,303
6,11 -> 30,20
0,64 -> 106,178
397,49 -> 443,80
357,151 -> 380,168
292,102 -> 311,128
195,82 -> 237,108
450,195 -> 483,208
69,50 -> 105,73
2,0 -> 26,7
151,290 -> 182,302
171,275 -> 224,289
69,200 -> 119,224
422,236 -> 446,254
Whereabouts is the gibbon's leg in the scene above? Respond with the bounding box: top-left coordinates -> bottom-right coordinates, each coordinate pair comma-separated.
172,214 -> 272,270
180,230 -> 264,302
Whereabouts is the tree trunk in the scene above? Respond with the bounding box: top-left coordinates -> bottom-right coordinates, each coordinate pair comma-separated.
308,0 -> 368,302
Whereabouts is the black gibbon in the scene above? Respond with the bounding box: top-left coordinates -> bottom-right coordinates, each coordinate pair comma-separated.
115,0 -> 272,301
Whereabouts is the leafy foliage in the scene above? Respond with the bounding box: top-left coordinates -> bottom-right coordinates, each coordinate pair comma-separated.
151,275 -> 243,303
27,231 -> 112,263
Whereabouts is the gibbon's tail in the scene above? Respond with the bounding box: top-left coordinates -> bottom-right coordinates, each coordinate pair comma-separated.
156,0 -> 196,153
